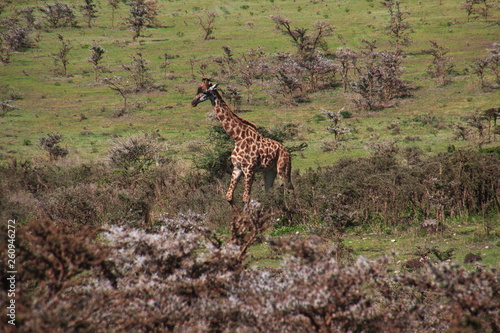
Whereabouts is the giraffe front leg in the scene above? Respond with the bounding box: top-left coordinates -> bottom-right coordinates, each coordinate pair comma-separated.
226,167 -> 242,207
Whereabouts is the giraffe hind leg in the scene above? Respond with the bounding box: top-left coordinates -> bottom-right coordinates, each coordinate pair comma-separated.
264,169 -> 277,192
277,151 -> 294,191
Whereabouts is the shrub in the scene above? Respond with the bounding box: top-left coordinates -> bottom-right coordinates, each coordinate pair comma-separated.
351,47 -> 410,110
3,216 -> 498,332
270,150 -> 499,229
109,132 -> 167,172
38,2 -> 77,28
38,133 -> 68,160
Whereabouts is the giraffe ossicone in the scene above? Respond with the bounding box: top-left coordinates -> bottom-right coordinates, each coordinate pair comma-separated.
191,78 -> 293,209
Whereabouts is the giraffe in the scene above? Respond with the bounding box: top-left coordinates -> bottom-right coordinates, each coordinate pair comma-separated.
191,78 -> 293,209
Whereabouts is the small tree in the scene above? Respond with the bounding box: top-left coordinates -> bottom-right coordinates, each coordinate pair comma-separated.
486,43 -> 500,85
380,0 -> 413,53
422,41 -> 454,85
122,51 -> 154,91
460,0 -> 478,21
87,43 -> 106,82
321,109 -> 351,144
483,107 -> 500,142
461,0 -> 496,22
79,0 -> 98,28
0,37 -> 10,63
196,10 -> 217,40
102,76 -> 131,114
335,47 -> 359,92
470,58 -> 489,88
39,2 -> 77,28
214,45 -> 236,78
351,41 -> 410,111
108,0 -> 120,28
1,25 -> 38,51
270,15 -> 335,55
126,0 -> 160,41
52,34 -> 72,76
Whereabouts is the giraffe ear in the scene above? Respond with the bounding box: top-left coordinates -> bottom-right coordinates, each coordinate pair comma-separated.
208,83 -> 218,91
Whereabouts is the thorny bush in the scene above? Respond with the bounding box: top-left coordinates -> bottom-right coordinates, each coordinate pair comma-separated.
0,215 -> 498,332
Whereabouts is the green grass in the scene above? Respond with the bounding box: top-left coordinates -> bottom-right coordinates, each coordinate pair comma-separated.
1,0 -> 500,169
249,218 -> 500,270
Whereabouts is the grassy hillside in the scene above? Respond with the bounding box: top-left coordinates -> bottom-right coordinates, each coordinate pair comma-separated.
1,0 -> 499,169
1,3 -> 499,330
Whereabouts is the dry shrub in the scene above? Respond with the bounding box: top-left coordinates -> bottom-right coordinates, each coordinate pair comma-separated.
3,215 -> 498,332
0,219 -> 109,331
274,150 -> 499,230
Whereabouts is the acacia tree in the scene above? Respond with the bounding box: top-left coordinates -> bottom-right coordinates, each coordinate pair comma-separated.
270,15 -> 335,55
335,47 -> 359,92
471,43 -> 500,89
52,34 -> 72,76
351,40 -> 410,111
102,76 -> 131,114
196,10 -> 217,40
122,51 -> 154,91
321,109 -> 351,145
79,0 -> 98,28
125,0 -> 160,41
422,41 -> 455,85
380,0 -> 413,53
87,43 -> 106,82
39,2 -> 77,28
461,0 -> 496,22
270,15 -> 336,97
107,0 -> 120,28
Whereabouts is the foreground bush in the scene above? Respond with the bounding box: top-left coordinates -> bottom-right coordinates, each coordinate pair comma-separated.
1,216 -> 498,332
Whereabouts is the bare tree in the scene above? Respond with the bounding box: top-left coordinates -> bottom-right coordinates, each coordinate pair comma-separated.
39,2 -> 77,28
107,0 -> 120,28
52,34 -> 72,76
122,51 -> 154,91
79,0 -> 98,28
422,41 -> 454,85
87,43 -> 106,82
270,15 -> 335,55
380,0 -> 413,53
196,10 -> 217,40
126,0 -> 160,41
102,76 -> 131,114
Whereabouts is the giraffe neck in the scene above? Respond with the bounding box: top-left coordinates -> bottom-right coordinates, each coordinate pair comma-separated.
211,92 -> 260,142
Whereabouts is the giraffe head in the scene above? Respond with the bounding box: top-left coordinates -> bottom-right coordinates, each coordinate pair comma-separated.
191,78 -> 218,107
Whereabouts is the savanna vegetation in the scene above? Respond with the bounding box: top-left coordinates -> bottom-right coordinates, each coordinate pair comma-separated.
0,0 -> 499,331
